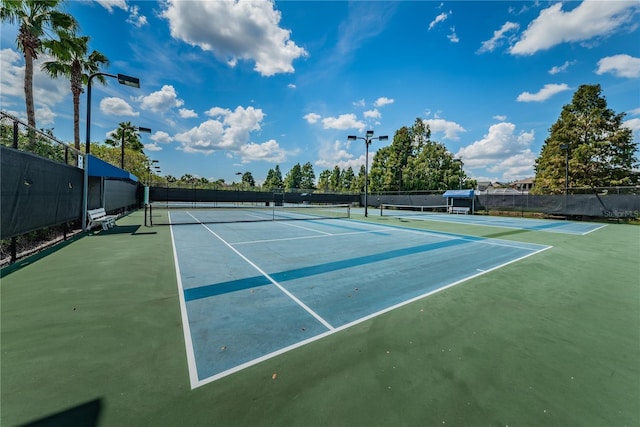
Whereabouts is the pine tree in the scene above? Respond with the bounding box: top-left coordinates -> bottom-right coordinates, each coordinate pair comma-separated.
533,84 -> 638,194
300,162 -> 316,190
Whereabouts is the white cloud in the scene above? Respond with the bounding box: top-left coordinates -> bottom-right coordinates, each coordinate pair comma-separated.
364,109 -> 381,119
428,12 -> 449,31
161,0 -> 307,76
485,150 -> 538,181
335,2 -> 395,59
138,85 -> 184,113
321,114 -> 365,132
206,107 -> 232,118
510,1 -> 640,55
549,60 -> 576,75
144,143 -> 163,152
150,130 -> 173,144
99,97 -> 139,116
1,49 -> 68,110
456,122 -> 536,181
316,139 -> 360,170
96,0 -> 147,27
0,48 -> 25,102
35,105 -> 56,127
288,83 -> 297,89
303,113 -> 321,124
447,27 -> 459,43
596,54 -> 640,78
493,115 -> 507,121
126,5 -> 147,28
179,108 -> 198,119
353,99 -> 366,107
629,108 -> 640,116
174,105 -> 265,154
95,0 -> 128,12
424,118 -> 466,140
374,97 -> 394,107
623,118 -> 640,133
477,22 -> 519,54
516,83 -> 570,102
239,139 -> 291,163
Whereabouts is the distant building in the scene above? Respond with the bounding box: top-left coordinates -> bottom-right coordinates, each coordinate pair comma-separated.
476,181 -> 494,191
513,177 -> 534,192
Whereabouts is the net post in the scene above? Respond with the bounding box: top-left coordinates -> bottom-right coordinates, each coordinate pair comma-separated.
144,204 -> 148,227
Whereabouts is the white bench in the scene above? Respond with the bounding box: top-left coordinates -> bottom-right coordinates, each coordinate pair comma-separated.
448,206 -> 470,215
87,208 -> 117,230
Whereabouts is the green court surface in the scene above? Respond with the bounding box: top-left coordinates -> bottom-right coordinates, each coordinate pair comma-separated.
1,211 -> 638,426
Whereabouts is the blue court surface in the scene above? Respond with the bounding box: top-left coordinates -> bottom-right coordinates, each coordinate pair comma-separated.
377,209 -> 605,235
170,218 -> 551,388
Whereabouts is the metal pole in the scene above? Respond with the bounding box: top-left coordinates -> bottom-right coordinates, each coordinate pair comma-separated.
121,130 -> 125,169
565,149 -> 569,196
82,155 -> 89,231
85,75 -> 94,154
12,121 -> 18,148
364,137 -> 369,217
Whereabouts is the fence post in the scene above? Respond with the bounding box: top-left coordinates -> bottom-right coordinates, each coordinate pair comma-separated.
13,121 -> 18,148
10,237 -> 17,264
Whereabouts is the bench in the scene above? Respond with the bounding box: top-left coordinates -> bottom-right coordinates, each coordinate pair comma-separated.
448,206 -> 470,215
87,208 -> 117,230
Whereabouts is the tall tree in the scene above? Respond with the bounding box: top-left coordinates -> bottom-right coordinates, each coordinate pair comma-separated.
341,166 -> 355,192
317,169 -> 331,192
1,0 -> 77,130
369,145 -> 394,192
284,163 -> 302,190
329,165 -> 341,191
241,171 -> 255,188
370,118 -> 470,192
105,122 -> 144,152
41,29 -> 109,150
353,165 -> 366,193
533,84 -> 638,193
300,162 -> 316,190
263,165 -> 283,190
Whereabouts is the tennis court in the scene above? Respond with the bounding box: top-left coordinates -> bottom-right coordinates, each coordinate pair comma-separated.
379,205 -> 605,235
2,208 -> 638,427
168,209 -> 550,387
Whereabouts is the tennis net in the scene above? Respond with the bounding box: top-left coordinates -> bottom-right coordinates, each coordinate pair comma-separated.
379,203 -> 448,217
146,202 -> 351,225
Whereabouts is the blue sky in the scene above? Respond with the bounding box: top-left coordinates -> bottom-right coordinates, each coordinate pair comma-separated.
2,0 -> 639,185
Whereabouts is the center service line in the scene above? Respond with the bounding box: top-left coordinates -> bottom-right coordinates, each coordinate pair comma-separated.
187,213 -> 335,331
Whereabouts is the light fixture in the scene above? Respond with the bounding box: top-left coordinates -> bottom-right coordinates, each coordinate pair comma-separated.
117,73 -> 140,88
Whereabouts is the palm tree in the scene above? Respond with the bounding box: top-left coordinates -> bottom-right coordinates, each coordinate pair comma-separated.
41,29 -> 109,151
0,0 -> 77,130
105,122 -> 144,152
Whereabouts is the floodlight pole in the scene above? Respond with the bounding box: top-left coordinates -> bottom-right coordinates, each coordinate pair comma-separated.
348,131 -> 388,217
83,72 -> 140,231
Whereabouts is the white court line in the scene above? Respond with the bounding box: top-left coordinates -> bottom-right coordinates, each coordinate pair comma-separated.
187,212 -> 335,333
168,214 -> 200,390
278,220 -> 333,235
191,241 -> 553,389
234,228 -> 391,245
386,213 -> 603,235
581,224 -> 607,235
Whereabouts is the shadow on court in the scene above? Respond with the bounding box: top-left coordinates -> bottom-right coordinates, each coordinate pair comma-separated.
20,398 -> 102,427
